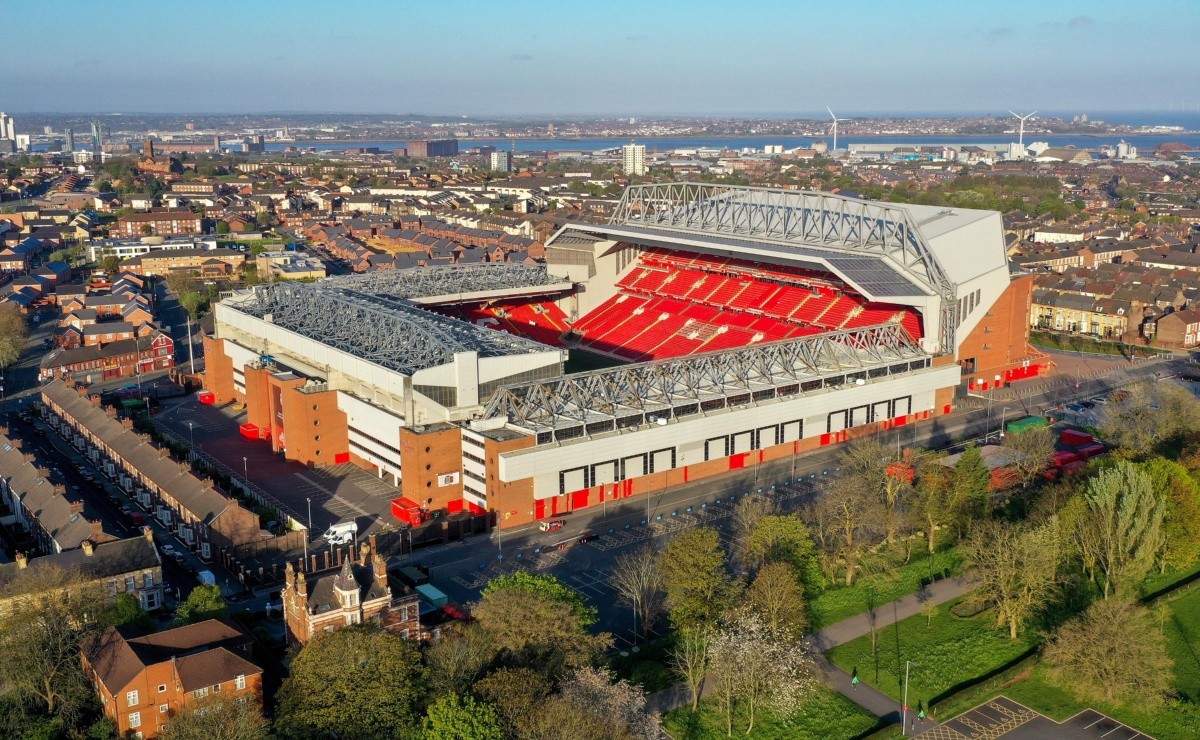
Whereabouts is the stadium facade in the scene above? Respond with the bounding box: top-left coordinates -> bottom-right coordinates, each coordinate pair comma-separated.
202,185 -> 1045,526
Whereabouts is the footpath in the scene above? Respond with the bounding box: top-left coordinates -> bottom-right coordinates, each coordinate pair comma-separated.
646,573 -> 978,724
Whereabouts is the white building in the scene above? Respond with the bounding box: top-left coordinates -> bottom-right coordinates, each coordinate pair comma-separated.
489,150 -> 513,172
622,142 -> 646,176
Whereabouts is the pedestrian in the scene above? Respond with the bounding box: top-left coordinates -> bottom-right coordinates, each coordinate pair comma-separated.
851,675 -> 860,690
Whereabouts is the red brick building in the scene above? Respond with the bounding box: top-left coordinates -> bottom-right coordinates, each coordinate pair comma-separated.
83,619 -> 263,739
116,211 -> 203,238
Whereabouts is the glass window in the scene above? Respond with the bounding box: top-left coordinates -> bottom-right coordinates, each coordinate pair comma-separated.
126,690 -> 138,707
159,704 -> 168,714
235,675 -> 246,690
128,712 -> 141,729
158,685 -> 166,693
193,688 -> 208,699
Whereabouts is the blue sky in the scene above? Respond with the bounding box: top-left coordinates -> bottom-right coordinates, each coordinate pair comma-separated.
3,0 -> 1199,115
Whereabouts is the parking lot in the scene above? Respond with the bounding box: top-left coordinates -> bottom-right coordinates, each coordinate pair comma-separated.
914,697 -> 1152,740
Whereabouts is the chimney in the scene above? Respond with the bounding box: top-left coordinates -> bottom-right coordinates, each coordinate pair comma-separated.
90,520 -> 104,540
8,437 -> 20,450
121,417 -> 133,429
91,396 -> 101,408
159,447 -> 171,458
69,500 -> 84,513
15,552 -> 26,569
37,466 -> 50,478
23,453 -> 34,463
81,540 -> 94,556
359,541 -> 370,567
142,525 -> 154,542
0,425 -> 7,436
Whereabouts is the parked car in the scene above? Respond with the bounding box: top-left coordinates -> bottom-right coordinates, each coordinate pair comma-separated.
160,544 -> 180,561
539,519 -> 566,532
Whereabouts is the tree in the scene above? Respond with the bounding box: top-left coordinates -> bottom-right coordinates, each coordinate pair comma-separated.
1044,600 -> 1173,707
100,255 -> 121,274
472,575 -> 611,676
160,695 -> 268,740
179,291 -> 208,320
608,546 -> 664,638
422,694 -> 503,740
836,438 -> 910,545
1140,458 -> 1200,570
729,494 -> 776,569
951,445 -> 991,531
1002,427 -> 1056,487
963,519 -> 1061,639
1079,461 -> 1166,599
658,528 -> 738,631
474,667 -> 553,739
275,625 -> 426,739
909,455 -> 955,554
745,514 -> 819,586
744,561 -> 808,639
215,220 -> 232,234
556,667 -> 659,739
0,303 -> 28,370
0,566 -> 105,725
669,627 -> 710,712
139,224 -> 153,236
104,592 -> 153,633
174,584 -> 228,626
1100,380 -> 1200,456
424,622 -> 493,698
805,478 -> 881,586
706,613 -> 815,736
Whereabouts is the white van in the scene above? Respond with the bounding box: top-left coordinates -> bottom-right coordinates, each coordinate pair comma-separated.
196,570 -> 217,587
322,520 -> 358,545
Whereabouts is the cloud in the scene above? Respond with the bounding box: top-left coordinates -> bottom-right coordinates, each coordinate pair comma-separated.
986,27 -> 1014,40
510,53 -> 533,61
1067,15 -> 1094,28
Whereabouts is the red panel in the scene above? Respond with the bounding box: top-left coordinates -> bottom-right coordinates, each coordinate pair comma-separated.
893,415 -> 907,427
535,499 -> 546,520
729,453 -> 747,470
466,502 -> 486,515
820,433 -> 831,446
334,452 -> 350,464
446,499 -> 464,514
572,490 -> 589,510
551,497 -> 559,516
943,405 -> 952,415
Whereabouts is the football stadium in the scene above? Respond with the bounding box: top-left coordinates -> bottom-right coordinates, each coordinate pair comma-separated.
202,184 -> 1046,526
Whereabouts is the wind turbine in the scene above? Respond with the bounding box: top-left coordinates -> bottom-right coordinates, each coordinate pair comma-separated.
827,107 -> 849,153
1009,110 -> 1037,157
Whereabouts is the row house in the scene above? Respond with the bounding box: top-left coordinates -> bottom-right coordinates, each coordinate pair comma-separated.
40,380 -> 262,559
1030,290 -> 1132,338
0,426 -> 117,555
0,528 -> 163,615
40,331 -> 175,383
84,619 -> 263,739
1153,308 -> 1200,348
121,248 -> 245,277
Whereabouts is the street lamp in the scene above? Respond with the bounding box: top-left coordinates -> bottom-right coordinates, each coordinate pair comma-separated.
242,456 -> 248,487
305,496 -> 311,566
902,660 -> 918,735
187,421 -> 195,461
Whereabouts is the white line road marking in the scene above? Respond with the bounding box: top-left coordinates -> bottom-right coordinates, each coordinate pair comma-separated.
295,472 -> 373,519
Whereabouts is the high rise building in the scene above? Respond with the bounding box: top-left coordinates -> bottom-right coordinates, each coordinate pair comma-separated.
65,128 -> 75,152
489,150 -> 513,172
622,142 -> 646,176
91,120 -> 104,147
0,112 -> 13,141
406,139 -> 459,158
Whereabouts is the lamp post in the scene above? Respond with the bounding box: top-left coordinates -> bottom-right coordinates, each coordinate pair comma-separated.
187,421 -> 195,461
242,456 -> 248,486
902,660 -> 918,735
1000,406 -> 1010,441
305,496 -> 311,566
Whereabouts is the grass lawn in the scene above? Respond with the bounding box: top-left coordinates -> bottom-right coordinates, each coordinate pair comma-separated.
827,598 -> 1037,709
810,547 -> 963,629
1141,560 -> 1200,599
663,684 -> 882,739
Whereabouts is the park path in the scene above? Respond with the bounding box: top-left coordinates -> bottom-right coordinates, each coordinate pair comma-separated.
646,572 -> 978,722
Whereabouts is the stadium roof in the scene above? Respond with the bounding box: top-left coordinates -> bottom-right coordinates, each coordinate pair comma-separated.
223,281 -> 550,375
483,322 -> 930,438
322,263 -> 572,302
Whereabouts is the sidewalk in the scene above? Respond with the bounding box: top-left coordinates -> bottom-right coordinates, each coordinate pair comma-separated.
646,572 -> 977,721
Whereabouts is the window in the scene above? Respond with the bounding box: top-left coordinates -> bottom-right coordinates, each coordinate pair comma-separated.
126,690 -> 139,707
159,704 -> 169,714
158,684 -> 166,693
125,575 -> 135,592
235,675 -> 246,691
143,571 -> 154,588
213,683 -> 221,693
193,688 -> 208,699
128,712 -> 141,729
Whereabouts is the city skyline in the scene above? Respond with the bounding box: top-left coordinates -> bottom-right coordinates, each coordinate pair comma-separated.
4,0 -> 1199,115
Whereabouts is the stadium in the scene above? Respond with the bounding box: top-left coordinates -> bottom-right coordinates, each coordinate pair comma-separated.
202,184 -> 1045,526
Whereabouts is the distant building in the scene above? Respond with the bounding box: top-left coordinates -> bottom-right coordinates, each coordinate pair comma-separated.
489,150 -> 513,173
1116,140 -> 1137,160
115,211 -> 203,238
65,128 -> 75,153
406,139 -> 459,158
83,619 -> 263,739
622,142 -> 646,176
0,111 -> 14,140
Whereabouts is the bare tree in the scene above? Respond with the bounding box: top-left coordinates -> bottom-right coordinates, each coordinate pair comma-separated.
1100,380 -> 1200,456
160,695 -> 269,740
743,561 -> 808,639
805,478 -> 882,586
908,456 -> 954,554
1044,599 -> 1173,707
963,519 -> 1061,640
837,438 -> 910,545
730,495 -> 776,570
1080,461 -> 1165,599
669,627 -> 710,713
1002,427 -> 1056,487
0,303 -> 28,370
609,546 -> 665,638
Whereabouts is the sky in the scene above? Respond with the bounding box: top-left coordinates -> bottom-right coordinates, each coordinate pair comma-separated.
3,0 -> 1199,116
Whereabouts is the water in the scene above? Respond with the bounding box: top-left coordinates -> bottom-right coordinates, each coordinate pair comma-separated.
265,132 -> 1200,154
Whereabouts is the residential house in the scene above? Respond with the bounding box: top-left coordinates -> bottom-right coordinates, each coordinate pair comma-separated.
1155,308 -> 1200,348
83,619 -> 263,739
